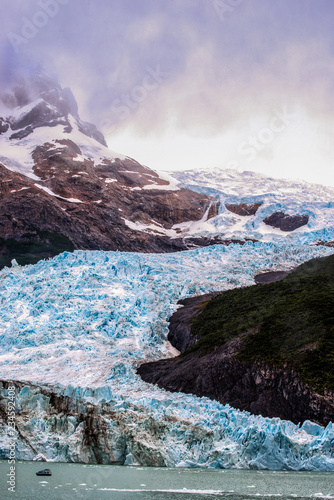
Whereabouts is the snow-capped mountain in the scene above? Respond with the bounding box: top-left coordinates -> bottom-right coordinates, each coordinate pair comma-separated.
1,73 -> 333,269
0,73 -> 217,267
170,168 -> 334,245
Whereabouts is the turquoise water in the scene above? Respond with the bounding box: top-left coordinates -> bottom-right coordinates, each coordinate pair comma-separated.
0,461 -> 333,499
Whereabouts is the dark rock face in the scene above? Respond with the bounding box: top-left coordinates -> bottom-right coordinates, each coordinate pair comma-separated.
0,160 -> 219,268
10,100 -> 66,135
263,212 -> 309,231
138,292 -> 334,426
138,345 -> 334,426
225,202 -> 262,216
0,118 -> 9,134
167,293 -> 220,352
316,240 -> 334,248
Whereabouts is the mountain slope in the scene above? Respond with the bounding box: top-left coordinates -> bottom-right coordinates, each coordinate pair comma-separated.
138,254 -> 334,426
0,74 -> 218,267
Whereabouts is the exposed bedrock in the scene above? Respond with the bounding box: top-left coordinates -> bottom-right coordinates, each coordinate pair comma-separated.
225,202 -> 263,216
263,212 -> 309,231
316,240 -> 334,248
138,346 -> 334,426
167,292 -> 220,352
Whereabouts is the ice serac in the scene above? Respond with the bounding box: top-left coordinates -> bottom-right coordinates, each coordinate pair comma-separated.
0,243 -> 334,469
0,72 -> 218,267
1,379 -> 333,470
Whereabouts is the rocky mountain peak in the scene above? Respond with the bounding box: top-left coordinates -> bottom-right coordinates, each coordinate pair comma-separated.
0,72 -> 107,146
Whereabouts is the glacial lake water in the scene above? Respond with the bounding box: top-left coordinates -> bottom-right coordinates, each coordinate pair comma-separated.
0,461 -> 333,500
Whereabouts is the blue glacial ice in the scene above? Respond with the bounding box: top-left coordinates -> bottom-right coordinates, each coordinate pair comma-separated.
0,242 -> 334,470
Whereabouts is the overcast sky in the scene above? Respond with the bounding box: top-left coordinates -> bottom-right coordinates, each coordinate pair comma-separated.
1,0 -> 334,186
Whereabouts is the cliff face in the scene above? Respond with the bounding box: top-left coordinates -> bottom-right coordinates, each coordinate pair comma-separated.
167,292 -> 220,351
138,260 -> 334,427
0,160 -> 218,262
138,334 -> 334,426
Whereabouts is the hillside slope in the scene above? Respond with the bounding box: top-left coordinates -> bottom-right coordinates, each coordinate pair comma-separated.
138,254 -> 334,425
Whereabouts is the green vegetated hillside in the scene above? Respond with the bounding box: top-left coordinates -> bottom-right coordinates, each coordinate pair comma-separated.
189,254 -> 334,393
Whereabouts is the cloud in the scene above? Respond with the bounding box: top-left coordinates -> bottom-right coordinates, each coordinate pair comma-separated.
1,0 -> 334,184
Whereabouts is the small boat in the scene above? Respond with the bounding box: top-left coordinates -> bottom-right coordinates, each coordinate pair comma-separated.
36,469 -> 52,476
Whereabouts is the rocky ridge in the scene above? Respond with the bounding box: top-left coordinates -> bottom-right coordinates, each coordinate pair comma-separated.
138,336 -> 334,426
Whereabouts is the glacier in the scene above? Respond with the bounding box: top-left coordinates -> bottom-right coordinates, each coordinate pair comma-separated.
170,168 -> 334,244
1,242 -> 334,470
